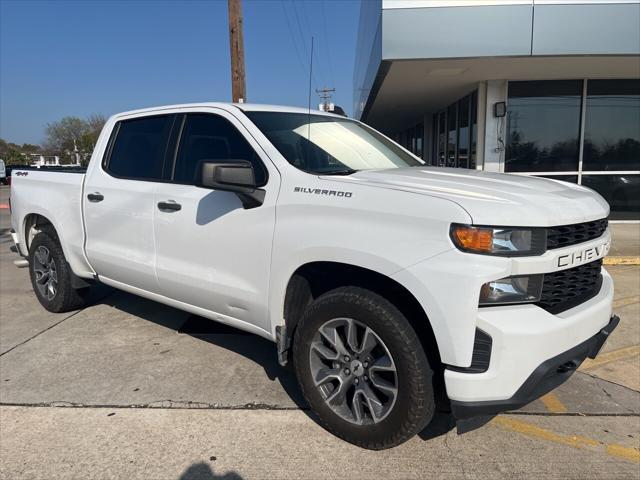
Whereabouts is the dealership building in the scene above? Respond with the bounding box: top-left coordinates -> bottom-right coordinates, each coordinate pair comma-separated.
354,0 -> 640,220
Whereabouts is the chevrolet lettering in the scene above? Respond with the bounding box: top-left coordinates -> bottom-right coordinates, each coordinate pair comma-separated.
558,241 -> 611,268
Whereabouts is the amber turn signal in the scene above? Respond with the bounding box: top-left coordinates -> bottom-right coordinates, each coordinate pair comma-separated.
450,225 -> 494,253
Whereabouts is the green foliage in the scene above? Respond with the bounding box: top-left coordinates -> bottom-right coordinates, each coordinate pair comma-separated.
0,139 -> 41,166
44,114 -> 106,166
1,114 -> 106,168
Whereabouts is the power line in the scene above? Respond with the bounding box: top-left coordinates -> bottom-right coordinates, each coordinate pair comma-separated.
297,0 -> 328,88
280,0 -> 309,77
320,0 -> 335,87
291,0 -> 319,87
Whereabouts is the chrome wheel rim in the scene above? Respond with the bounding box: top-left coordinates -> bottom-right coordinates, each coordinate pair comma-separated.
309,317 -> 398,425
33,246 -> 57,300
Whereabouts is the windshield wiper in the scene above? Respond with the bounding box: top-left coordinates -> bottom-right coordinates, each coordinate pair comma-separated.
318,168 -> 358,176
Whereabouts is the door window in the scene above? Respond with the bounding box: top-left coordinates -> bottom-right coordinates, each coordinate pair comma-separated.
173,113 -> 267,185
105,115 -> 174,180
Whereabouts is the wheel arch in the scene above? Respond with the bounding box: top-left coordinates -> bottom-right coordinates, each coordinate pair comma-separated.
23,212 -> 57,252
281,261 -> 444,384
22,212 -> 93,289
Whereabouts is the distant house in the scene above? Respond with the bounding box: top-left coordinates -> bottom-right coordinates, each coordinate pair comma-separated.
28,154 -> 80,167
29,154 -> 61,167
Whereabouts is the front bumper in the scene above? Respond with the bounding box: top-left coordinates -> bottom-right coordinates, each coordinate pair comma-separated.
445,267 -> 615,415
450,314 -> 619,419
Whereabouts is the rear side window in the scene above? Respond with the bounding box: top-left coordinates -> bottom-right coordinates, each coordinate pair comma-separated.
106,115 -> 174,180
173,113 -> 267,185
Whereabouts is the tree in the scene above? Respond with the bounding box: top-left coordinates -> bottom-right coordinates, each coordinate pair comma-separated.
0,139 -> 41,165
44,114 -> 106,166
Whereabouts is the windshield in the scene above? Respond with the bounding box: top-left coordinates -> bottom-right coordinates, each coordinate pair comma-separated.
245,112 -> 424,174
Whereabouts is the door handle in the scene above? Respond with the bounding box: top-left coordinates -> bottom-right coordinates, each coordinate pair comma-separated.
87,192 -> 104,202
157,200 -> 182,212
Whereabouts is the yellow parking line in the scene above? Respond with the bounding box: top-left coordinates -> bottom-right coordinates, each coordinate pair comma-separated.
580,345 -> 640,370
492,417 -> 640,464
612,295 -> 640,309
540,393 -> 568,413
604,256 -> 640,265
607,444 -> 640,463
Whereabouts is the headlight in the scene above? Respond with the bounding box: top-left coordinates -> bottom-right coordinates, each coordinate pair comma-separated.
450,224 -> 546,256
479,275 -> 544,306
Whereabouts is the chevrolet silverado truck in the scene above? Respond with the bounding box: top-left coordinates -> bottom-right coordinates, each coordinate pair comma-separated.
10,103 -> 618,449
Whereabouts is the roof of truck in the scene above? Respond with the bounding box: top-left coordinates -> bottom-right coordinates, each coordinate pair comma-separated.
112,102 -> 344,119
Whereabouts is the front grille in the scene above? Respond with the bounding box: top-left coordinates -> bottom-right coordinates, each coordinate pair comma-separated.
536,259 -> 603,314
547,218 -> 608,250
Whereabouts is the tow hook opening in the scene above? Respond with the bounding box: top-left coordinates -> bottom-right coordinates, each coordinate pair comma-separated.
556,360 -> 578,374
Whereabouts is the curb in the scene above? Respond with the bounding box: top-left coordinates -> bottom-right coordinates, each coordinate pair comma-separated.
604,256 -> 640,266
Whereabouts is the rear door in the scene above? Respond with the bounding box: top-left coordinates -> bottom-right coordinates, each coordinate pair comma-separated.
153,109 -> 279,331
83,114 -> 176,293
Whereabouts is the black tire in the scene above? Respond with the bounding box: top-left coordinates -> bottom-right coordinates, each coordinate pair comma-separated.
28,230 -> 88,313
293,286 -> 435,449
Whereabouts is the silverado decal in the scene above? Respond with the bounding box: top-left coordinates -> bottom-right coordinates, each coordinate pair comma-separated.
294,187 -> 353,198
557,241 -> 610,268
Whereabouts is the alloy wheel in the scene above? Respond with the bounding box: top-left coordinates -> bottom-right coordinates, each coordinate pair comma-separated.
309,317 -> 398,425
33,245 -> 58,300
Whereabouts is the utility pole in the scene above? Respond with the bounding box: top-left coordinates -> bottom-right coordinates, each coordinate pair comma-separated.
228,0 -> 246,103
316,87 -> 335,112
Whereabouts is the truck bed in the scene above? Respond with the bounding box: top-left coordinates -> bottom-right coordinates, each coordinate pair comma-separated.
10,169 -> 94,278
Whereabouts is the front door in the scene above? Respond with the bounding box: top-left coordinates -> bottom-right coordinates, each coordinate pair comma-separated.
153,110 -> 278,332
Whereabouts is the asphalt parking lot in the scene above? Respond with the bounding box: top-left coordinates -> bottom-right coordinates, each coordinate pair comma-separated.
0,185 -> 638,479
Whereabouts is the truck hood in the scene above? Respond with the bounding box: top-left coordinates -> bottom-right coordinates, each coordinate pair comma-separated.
326,167 -> 609,226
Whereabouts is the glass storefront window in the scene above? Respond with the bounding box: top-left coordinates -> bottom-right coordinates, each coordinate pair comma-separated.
582,174 -> 640,221
447,104 -> 457,167
431,90 -> 477,170
583,80 -> 640,171
437,112 -> 446,166
416,123 -> 424,159
457,98 -> 470,168
470,90 -> 478,169
506,80 -> 583,172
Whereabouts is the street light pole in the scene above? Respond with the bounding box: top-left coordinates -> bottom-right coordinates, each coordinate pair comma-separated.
228,0 -> 246,103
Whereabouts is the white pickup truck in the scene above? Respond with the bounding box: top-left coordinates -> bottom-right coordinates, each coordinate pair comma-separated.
10,103 -> 618,449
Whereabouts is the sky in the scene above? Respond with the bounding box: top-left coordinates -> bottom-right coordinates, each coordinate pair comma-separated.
0,0 -> 362,145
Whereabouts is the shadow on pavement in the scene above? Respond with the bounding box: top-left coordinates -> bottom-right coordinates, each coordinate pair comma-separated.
178,462 -> 243,480
97,291 -> 308,410
418,412 -> 456,440
95,290 -> 455,444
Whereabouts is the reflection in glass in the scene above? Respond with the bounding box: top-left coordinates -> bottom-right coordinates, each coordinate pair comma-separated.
583,80 -> 640,171
506,81 -> 582,172
582,174 -> 640,221
416,123 -> 424,159
470,90 -> 478,169
438,112 -> 446,166
536,175 -> 579,184
447,104 -> 457,167
458,97 -> 470,168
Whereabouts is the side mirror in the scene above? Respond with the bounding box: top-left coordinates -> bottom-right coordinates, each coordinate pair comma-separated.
197,160 -> 265,209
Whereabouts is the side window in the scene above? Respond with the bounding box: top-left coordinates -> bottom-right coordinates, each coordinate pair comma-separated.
106,115 -> 174,180
173,113 -> 267,186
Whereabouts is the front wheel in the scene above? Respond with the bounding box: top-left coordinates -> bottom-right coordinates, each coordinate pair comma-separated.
28,231 -> 88,313
293,286 -> 435,449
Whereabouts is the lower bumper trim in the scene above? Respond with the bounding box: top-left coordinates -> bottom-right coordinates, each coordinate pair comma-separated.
450,314 -> 620,420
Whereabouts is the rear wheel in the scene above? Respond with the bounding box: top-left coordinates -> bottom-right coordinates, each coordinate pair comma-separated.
293,286 -> 435,449
28,231 -> 88,313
